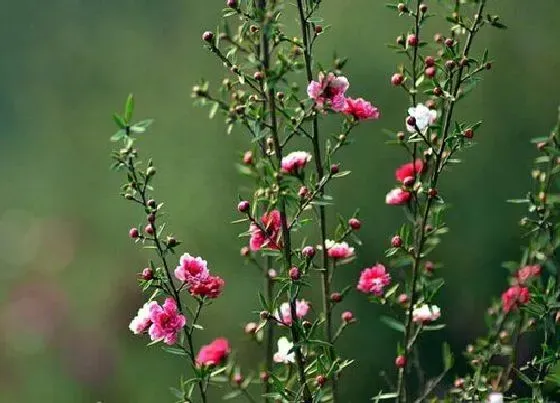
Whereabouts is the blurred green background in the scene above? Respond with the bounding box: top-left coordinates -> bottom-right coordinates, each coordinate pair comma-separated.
1,0 -> 559,401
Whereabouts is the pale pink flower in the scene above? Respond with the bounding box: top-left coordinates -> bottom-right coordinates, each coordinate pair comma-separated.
275,299 -> 310,326
249,210 -> 283,251
343,97 -> 380,120
516,265 -> 541,284
273,336 -> 295,363
406,104 -> 437,133
307,72 -> 349,112
325,239 -> 354,259
281,151 -> 312,174
196,337 -> 230,366
148,297 -> 187,345
412,304 -> 441,323
129,301 -> 158,334
174,253 -> 209,284
385,188 -> 411,205
357,264 -> 391,296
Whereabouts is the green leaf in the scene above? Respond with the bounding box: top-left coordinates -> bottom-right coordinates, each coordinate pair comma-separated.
209,102 -> 219,119
372,392 -> 399,401
124,93 -> 134,122
380,316 -> 405,333
442,342 -> 454,370
162,346 -> 189,356
110,129 -> 127,142
332,170 -> 351,178
113,113 -> 126,129
130,119 -> 154,134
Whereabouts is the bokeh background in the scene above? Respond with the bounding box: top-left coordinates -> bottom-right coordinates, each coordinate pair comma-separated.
1,0 -> 559,401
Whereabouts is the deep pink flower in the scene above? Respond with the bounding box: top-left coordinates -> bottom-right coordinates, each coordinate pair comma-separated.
189,275 -> 225,299
147,298 -> 187,345
501,285 -> 530,313
385,188 -> 411,205
342,97 -> 380,120
249,210 -> 283,251
517,265 -> 541,284
395,160 -> 425,183
307,72 -> 349,112
325,240 -> 354,260
129,301 -> 158,335
357,264 -> 391,296
275,299 -> 310,326
196,337 -> 231,366
174,253 -> 209,284
281,151 -> 312,174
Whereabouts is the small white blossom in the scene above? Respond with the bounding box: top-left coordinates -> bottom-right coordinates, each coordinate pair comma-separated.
406,104 -> 437,133
412,304 -> 441,323
273,336 -> 295,364
487,392 -> 503,403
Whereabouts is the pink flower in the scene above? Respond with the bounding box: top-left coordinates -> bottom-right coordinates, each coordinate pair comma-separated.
395,160 -> 424,183
385,188 -> 411,205
189,275 -> 225,299
412,304 -> 441,323
501,285 -> 530,313
147,298 -> 187,345
281,151 -> 312,174
129,301 -> 158,334
196,337 -> 231,366
516,265 -> 541,284
174,253 -> 210,284
249,210 -> 283,251
325,240 -> 354,260
357,264 -> 391,296
275,299 -> 310,326
307,72 -> 349,112
343,97 -> 380,120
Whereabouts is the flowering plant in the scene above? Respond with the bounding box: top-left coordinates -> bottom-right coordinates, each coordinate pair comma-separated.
106,0 -> 560,402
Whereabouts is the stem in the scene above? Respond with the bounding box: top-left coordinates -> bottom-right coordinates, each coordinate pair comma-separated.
264,256 -> 274,400
396,2 -> 487,401
126,155 -> 207,403
295,0 -> 338,400
258,1 -> 312,401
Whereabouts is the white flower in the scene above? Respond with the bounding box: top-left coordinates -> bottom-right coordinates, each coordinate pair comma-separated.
406,104 -> 437,133
412,304 -> 441,323
487,392 -> 503,403
273,336 -> 295,364
129,301 -> 157,334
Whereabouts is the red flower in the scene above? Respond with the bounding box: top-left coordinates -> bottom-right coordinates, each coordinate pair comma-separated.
395,160 -> 424,183
189,275 -> 225,299
501,285 -> 530,313
249,210 -> 283,251
196,337 -> 231,366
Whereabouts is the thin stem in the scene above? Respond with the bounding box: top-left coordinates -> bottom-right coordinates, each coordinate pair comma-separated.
295,0 -> 338,400
264,256 -> 274,400
258,1 -> 312,401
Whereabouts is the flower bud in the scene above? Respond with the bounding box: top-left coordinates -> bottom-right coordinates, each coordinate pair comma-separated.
349,218 -> 361,230
445,60 -> 456,70
240,246 -> 250,257
145,224 -> 154,235
315,375 -> 326,388
289,267 -> 301,280
341,311 -> 354,323
129,228 -> 139,239
425,56 -> 435,67
485,62 -> 492,70
425,99 -> 436,109
397,3 -> 407,12
253,71 -> 264,81
147,213 -> 156,223
454,378 -> 465,389
424,260 -> 434,274
202,31 -> 214,42
302,246 -> 315,258
391,73 -> 404,86
227,0 -> 238,8
243,151 -> 253,165
237,200 -> 250,213
464,128 -> 474,139
396,35 -> 406,46
397,293 -> 408,305
245,322 -> 258,335
407,34 -> 418,47
434,33 -> 444,43
330,293 -> 343,303
391,235 -> 403,248
444,38 -> 454,48
259,311 -> 270,321
298,186 -> 309,198
419,3 -> 428,13
146,166 -> 156,176
424,67 -> 436,78
397,131 -> 406,141
267,268 -> 277,279
166,236 -> 177,248
260,371 -> 269,382
433,87 -> 443,97
147,199 -> 157,209
537,142 -> 547,151
428,188 -> 438,199
406,116 -> 416,127
330,164 -> 340,174
403,176 -> 415,187
314,25 -> 323,34
395,355 -> 407,368
233,373 -> 243,385
141,267 -> 154,280
302,320 -> 312,329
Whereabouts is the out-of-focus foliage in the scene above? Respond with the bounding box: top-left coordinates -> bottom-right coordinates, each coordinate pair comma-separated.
0,1 -> 559,401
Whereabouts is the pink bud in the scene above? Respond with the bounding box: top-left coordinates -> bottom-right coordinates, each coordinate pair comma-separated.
233,373 -> 243,385
237,201 -> 250,213
395,355 -> 407,368
227,0 -> 238,8
243,151 -> 253,165
330,293 -> 342,303
348,218 -> 361,230
144,224 -> 154,235
267,269 -> 277,279
403,176 -> 415,187
397,293 -> 408,305
391,73 -> 404,86
298,186 -> 309,198
407,34 -> 418,47
259,371 -> 269,382
424,67 -> 436,78
289,267 -> 301,280
141,268 -> 153,280
341,311 -> 354,323
330,164 -> 340,174
240,246 -> 250,257
302,246 -> 315,258
129,228 -> 139,239
315,375 -> 326,387
425,56 -> 435,67
391,235 -> 403,248
245,322 -> 258,334
202,31 -> 214,42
